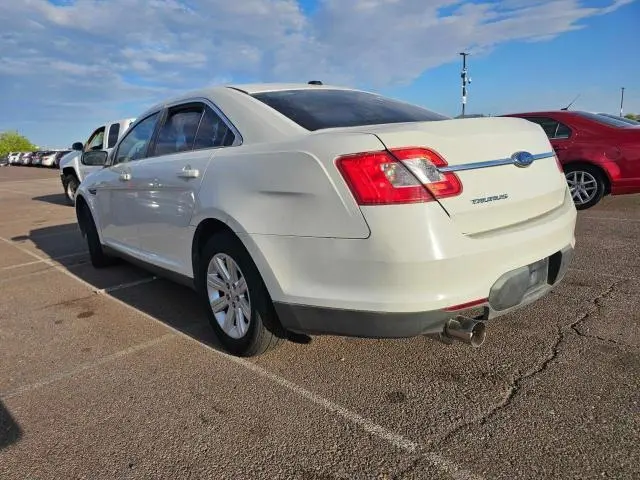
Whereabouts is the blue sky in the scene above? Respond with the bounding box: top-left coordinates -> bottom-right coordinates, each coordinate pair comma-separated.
0,0 -> 638,148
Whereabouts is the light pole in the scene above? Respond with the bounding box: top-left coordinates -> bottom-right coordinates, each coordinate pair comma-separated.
459,52 -> 470,117
620,87 -> 625,117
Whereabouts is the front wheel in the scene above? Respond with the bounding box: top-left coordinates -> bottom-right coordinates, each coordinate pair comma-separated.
197,232 -> 284,357
564,164 -> 605,210
63,174 -> 79,206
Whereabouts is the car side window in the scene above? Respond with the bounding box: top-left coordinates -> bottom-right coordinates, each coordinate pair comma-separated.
554,122 -> 571,139
107,123 -> 120,149
113,113 -> 160,165
153,106 -> 204,156
193,106 -> 236,150
524,117 -> 571,140
85,127 -> 106,151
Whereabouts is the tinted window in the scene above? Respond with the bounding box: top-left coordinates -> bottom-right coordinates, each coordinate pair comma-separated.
251,89 -> 449,131
523,117 -> 571,139
114,113 -> 160,164
576,111 -> 637,128
107,123 -> 120,148
153,107 -> 204,156
193,106 -> 236,149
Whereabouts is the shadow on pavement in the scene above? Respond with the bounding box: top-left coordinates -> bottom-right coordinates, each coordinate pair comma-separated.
0,401 -> 22,450
32,193 -> 69,207
23,224 -> 228,351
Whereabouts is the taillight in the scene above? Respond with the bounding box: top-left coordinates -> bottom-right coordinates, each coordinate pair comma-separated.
389,148 -> 462,199
336,147 -> 461,206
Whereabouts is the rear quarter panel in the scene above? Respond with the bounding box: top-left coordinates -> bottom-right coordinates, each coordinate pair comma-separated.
191,133 -> 386,239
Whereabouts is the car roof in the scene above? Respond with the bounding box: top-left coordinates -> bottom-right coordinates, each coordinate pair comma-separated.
228,83 -> 353,94
505,111 -> 571,116
143,83 -> 355,112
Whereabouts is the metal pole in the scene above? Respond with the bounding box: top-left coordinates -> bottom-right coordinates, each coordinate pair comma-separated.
620,87 -> 625,117
460,52 -> 469,117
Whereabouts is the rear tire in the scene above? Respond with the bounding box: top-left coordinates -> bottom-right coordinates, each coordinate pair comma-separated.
197,232 -> 284,357
63,174 -> 79,206
564,164 -> 605,210
79,204 -> 116,268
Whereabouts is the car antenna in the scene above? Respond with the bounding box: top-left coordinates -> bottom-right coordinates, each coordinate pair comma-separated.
561,94 -> 580,111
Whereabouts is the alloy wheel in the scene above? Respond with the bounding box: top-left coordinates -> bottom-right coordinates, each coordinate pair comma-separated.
565,170 -> 598,206
206,253 -> 251,339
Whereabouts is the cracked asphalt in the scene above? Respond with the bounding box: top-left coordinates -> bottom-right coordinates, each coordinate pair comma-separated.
1,167 -> 639,479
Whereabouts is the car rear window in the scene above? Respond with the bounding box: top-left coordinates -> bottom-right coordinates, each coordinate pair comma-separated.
574,112 -> 636,128
250,89 -> 449,131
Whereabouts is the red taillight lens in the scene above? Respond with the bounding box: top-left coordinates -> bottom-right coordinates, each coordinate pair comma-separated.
445,298 -> 487,312
336,147 -> 461,206
336,151 -> 434,205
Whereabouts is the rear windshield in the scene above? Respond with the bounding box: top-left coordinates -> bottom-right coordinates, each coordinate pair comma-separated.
251,89 -> 450,131
575,112 -> 638,128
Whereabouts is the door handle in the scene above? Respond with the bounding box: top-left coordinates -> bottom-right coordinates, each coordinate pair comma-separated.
177,165 -> 200,179
119,171 -> 132,181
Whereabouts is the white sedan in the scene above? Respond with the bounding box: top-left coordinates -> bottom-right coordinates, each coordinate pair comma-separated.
75,83 -> 577,357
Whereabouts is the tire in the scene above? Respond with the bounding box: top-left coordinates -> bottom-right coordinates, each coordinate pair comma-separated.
564,164 -> 605,210
63,174 -> 80,206
79,203 -> 116,268
197,232 -> 284,357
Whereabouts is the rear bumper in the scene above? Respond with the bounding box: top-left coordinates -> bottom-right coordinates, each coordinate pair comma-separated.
275,245 -> 574,338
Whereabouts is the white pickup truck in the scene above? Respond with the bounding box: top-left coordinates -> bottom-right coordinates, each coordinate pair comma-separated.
60,118 -> 135,204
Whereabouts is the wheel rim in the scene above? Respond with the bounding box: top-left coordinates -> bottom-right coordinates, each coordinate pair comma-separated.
66,182 -> 77,201
206,253 -> 251,339
565,170 -> 598,206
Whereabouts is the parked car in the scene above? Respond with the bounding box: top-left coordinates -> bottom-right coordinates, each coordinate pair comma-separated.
30,151 -> 44,167
7,152 -> 21,165
0,155 -> 8,167
60,118 -> 135,204
21,152 -> 34,165
41,150 -> 71,168
75,83 -> 576,357
503,110 -> 640,209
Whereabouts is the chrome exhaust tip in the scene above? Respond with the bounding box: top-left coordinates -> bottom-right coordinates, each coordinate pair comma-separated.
436,316 -> 487,347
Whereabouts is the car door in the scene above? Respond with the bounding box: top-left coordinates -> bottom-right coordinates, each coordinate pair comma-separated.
522,116 -> 574,163
134,102 -> 239,275
79,126 -> 106,180
94,112 -> 161,253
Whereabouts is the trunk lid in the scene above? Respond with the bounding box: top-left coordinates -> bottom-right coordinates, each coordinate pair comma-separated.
352,117 -> 568,235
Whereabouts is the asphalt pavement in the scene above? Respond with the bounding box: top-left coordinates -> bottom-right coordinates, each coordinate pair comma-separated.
0,167 -> 638,479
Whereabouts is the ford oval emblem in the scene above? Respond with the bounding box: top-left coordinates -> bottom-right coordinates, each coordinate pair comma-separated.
511,151 -> 535,168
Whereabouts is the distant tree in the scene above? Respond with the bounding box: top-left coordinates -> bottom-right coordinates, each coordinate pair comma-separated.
0,131 -> 36,156
624,113 -> 638,120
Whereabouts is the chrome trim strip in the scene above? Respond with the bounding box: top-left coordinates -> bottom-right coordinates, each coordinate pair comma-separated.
438,151 -> 555,173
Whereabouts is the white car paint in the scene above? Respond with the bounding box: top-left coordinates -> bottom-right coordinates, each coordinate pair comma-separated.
76,83 -> 576,352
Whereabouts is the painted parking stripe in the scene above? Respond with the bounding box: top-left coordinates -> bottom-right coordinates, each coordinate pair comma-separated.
0,235 -> 482,479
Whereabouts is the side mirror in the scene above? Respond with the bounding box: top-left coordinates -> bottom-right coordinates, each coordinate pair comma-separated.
72,142 -> 84,151
81,150 -> 108,166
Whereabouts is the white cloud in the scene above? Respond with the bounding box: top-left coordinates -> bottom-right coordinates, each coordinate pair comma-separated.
0,0 -> 633,145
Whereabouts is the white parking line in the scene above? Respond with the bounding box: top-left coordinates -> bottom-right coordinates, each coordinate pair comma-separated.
0,334 -> 175,399
0,260 -> 44,270
0,234 -> 480,479
0,251 -> 87,271
98,277 -> 158,293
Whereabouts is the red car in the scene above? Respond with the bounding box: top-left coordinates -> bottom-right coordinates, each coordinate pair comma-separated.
503,111 -> 640,209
